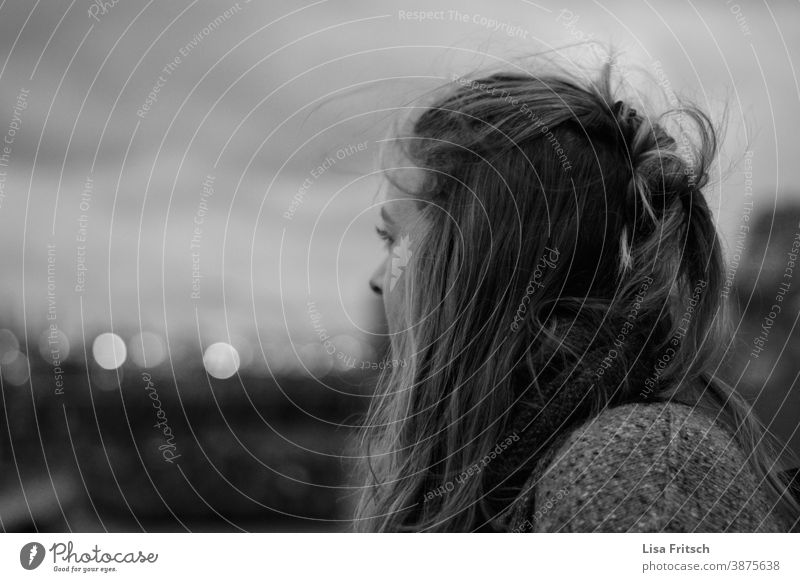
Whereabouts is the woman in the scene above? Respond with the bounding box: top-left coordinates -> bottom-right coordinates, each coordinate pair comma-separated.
354,61 -> 800,532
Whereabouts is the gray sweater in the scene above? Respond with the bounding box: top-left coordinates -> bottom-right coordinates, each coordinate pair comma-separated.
501,402 -> 789,532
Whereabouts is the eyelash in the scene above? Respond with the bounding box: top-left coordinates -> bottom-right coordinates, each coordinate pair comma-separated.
375,226 -> 395,247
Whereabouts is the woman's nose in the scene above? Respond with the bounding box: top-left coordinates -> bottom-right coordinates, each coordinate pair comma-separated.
369,266 -> 384,295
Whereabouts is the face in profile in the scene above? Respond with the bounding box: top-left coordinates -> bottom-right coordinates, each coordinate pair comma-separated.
369,167 -> 425,334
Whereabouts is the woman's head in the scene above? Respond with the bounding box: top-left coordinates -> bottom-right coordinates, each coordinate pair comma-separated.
356,61 -> 796,531
372,63 -> 720,366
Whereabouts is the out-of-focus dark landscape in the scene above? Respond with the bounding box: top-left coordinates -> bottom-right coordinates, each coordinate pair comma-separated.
0,1 -> 799,531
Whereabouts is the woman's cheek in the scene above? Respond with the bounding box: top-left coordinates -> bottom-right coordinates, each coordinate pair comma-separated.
384,264 -> 406,333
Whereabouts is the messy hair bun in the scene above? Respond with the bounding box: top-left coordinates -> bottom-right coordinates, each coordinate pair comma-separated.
611,91 -> 719,280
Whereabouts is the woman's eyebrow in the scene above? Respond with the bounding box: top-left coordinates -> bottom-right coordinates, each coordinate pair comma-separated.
380,207 -> 395,225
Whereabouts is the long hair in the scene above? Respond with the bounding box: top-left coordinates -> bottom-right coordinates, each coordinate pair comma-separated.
353,60 -> 800,532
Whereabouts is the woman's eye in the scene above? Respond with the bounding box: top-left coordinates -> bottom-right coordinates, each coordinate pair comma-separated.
375,225 -> 395,247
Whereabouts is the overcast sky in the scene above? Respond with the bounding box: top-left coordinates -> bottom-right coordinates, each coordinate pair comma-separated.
0,0 -> 798,362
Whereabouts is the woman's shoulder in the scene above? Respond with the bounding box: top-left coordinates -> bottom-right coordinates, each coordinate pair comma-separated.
506,401 -> 788,533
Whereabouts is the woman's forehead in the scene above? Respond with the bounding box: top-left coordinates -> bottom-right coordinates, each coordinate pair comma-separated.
382,195 -> 420,228
384,166 -> 425,196
381,167 -> 425,224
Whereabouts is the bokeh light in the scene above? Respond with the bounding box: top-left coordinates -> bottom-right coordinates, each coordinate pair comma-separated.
1,350 -> 30,386
203,342 -> 240,379
261,342 -> 296,376
38,328 -> 71,363
331,334 -> 364,372
298,343 -> 333,378
92,333 -> 127,370
0,329 -> 20,365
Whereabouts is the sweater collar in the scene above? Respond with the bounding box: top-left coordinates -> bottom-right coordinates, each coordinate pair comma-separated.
480,316 -> 660,523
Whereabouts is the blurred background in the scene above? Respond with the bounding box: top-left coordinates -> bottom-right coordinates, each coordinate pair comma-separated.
0,0 -> 798,532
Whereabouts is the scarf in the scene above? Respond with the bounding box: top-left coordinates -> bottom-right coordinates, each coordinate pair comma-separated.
478,315 -> 663,530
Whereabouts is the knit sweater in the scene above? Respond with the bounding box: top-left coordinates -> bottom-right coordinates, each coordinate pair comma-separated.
471,317 -> 793,533
494,401 -> 789,533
